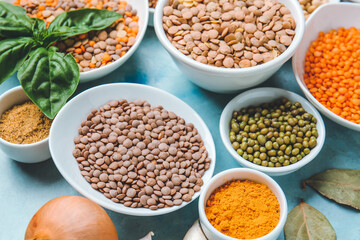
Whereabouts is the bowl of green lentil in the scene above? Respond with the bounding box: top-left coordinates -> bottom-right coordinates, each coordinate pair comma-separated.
220,87 -> 325,176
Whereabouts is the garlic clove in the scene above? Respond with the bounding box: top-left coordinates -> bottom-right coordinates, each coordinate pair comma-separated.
183,219 -> 208,240
139,231 -> 154,240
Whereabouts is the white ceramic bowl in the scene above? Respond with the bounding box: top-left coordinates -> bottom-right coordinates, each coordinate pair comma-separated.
49,83 -> 216,216
79,0 -> 149,82
198,168 -> 287,240
4,0 -> 149,83
0,86 -> 51,163
303,0 -> 340,21
149,8 -> 154,27
219,87 -> 326,176
293,3 -> 360,132
154,0 -> 305,93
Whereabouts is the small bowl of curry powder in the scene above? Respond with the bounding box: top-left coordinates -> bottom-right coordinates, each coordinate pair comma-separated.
198,168 -> 288,240
0,86 -> 52,163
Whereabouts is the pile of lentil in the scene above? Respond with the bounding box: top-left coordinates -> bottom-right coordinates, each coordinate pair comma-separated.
230,98 -> 318,167
149,0 -> 158,9
0,101 -> 52,144
298,0 -> 328,20
14,0 -> 139,72
205,180 -> 280,239
162,0 -> 296,68
304,27 -> 360,124
73,99 -> 211,210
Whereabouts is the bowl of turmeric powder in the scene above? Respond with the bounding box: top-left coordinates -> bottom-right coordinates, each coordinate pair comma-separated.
0,86 -> 52,163
292,3 -> 360,132
198,168 -> 287,240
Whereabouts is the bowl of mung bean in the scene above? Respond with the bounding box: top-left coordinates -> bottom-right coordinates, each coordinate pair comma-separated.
49,83 -> 216,216
0,86 -> 52,163
154,0 -> 305,93
8,0 -> 149,83
198,168 -> 287,240
219,87 -> 326,176
293,3 -> 360,132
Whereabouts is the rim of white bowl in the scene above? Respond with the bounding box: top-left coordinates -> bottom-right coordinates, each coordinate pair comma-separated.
0,86 -> 49,148
198,168 -> 288,240
293,3 -> 360,132
154,0 -> 305,75
49,83 -> 216,216
219,87 -> 326,174
79,1 -> 149,79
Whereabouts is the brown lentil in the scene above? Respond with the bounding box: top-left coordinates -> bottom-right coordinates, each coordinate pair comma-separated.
163,0 -> 296,68
15,0 -> 139,72
298,0 -> 328,20
74,99 -> 211,209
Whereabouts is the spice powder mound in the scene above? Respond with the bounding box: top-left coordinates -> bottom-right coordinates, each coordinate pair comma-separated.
205,180 -> 280,239
0,101 -> 52,144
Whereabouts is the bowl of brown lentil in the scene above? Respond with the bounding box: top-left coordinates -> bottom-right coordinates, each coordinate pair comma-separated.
154,0 -> 305,93
0,86 -> 52,163
8,0 -> 149,83
219,87 -> 326,176
198,168 -> 287,240
292,3 -> 360,132
49,83 -> 216,216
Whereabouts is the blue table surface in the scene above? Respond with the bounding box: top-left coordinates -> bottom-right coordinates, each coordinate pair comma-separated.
0,27 -> 359,240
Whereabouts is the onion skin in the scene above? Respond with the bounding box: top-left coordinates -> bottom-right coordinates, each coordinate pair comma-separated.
25,195 -> 118,240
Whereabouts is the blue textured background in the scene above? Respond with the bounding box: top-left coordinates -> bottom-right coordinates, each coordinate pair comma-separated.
0,28 -> 359,240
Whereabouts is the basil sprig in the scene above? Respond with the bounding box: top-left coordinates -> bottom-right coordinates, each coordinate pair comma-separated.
0,2 -> 121,118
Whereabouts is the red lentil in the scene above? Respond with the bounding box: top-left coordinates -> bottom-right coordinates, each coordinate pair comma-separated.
304,27 -> 360,124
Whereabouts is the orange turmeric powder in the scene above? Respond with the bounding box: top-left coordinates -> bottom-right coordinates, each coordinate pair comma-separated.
205,180 -> 280,239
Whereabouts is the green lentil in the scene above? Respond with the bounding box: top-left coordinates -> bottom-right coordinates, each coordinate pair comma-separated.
229,97 -> 319,167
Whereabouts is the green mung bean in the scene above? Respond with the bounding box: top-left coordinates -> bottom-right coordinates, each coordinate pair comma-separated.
229,97 -> 318,167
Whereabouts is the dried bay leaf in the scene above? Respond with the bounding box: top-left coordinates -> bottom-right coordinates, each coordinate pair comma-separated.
305,169 -> 360,210
284,201 -> 336,240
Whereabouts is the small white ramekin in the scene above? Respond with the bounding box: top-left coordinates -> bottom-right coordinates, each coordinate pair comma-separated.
154,0 -> 305,93
198,168 -> 287,240
219,87 -> 326,176
0,86 -> 51,163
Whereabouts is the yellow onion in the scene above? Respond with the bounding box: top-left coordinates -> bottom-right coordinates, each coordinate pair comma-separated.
25,195 -> 118,240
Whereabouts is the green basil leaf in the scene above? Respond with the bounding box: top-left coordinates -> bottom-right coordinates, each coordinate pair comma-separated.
0,37 -> 35,84
305,169 -> 360,210
0,1 -> 33,38
284,201 -> 336,240
17,47 -> 79,119
47,8 -> 121,42
31,17 -> 48,46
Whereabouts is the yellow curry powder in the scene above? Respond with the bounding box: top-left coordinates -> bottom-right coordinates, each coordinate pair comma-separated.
205,180 -> 280,239
0,101 -> 52,144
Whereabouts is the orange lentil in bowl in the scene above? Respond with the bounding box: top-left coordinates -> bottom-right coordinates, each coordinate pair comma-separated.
304,27 -> 360,124
14,0 -> 139,72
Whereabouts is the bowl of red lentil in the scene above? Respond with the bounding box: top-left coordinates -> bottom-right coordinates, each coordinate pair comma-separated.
198,168 -> 287,240
293,3 -> 360,131
0,86 -> 52,163
154,0 -> 305,93
9,0 -> 149,83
